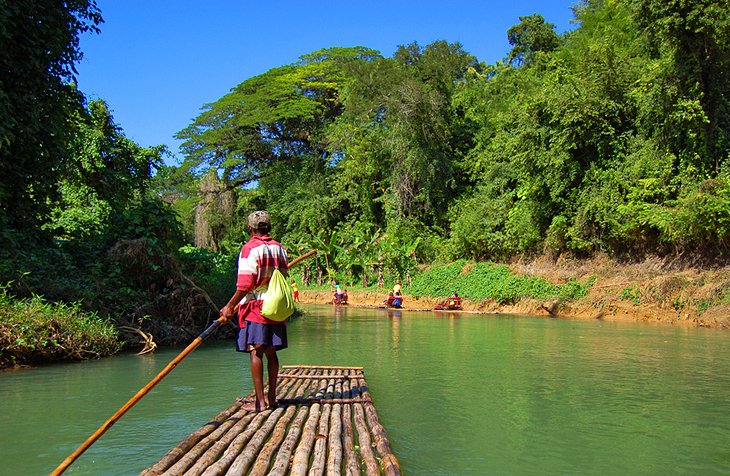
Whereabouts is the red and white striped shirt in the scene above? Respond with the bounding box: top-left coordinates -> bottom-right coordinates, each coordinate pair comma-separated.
236,235 -> 288,327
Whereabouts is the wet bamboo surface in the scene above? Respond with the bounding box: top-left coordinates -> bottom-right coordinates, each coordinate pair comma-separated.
141,365 -> 400,476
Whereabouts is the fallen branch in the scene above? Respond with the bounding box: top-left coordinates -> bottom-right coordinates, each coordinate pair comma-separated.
118,325 -> 157,355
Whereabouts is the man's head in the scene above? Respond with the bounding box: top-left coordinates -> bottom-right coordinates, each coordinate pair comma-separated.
247,210 -> 271,235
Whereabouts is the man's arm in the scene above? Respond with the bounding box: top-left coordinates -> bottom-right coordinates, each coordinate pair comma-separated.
220,289 -> 247,322
221,244 -> 258,321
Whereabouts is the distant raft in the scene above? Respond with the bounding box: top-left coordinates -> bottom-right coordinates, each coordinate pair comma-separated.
141,365 -> 400,476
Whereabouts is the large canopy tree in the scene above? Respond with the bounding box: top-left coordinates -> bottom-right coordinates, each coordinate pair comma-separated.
175,47 -> 381,249
334,40 -> 480,228
507,13 -> 561,66
176,47 -> 381,188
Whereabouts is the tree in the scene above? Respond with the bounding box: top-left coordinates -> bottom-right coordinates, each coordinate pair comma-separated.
0,0 -> 102,231
193,170 -> 235,252
507,14 -> 561,66
176,47 -> 380,189
338,41 -> 479,228
632,0 -> 730,174
47,99 -> 166,241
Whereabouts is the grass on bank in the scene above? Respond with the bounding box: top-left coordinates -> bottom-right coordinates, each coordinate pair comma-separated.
0,287 -> 121,369
293,260 -> 594,305
409,260 -> 593,304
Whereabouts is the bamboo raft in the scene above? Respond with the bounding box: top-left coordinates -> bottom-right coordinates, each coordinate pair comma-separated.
141,365 -> 400,476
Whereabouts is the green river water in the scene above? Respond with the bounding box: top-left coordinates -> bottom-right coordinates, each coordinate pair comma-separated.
2,304 -> 730,475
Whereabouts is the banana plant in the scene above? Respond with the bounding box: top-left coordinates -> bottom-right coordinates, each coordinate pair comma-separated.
308,230 -> 341,285
336,223 -> 382,287
286,239 -> 314,286
377,235 -> 421,283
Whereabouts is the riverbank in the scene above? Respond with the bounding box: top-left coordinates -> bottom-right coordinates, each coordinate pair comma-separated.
298,255 -> 730,329
0,291 -> 122,369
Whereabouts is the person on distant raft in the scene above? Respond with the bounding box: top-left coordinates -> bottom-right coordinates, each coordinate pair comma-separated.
220,210 -> 289,413
333,282 -> 344,300
290,279 -> 300,303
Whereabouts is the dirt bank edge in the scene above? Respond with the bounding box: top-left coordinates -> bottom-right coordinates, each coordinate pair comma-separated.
298,290 -> 728,329
297,256 -> 730,329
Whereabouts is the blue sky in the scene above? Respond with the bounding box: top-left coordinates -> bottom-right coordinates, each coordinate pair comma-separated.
77,1 -> 578,164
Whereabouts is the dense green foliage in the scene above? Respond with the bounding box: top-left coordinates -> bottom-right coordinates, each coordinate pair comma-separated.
165,0 -> 730,288
0,0 -> 102,230
177,245 -> 236,305
0,287 -> 121,367
0,1 -> 199,360
410,261 -> 591,304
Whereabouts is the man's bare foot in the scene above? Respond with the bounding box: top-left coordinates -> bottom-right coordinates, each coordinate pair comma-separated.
239,398 -> 267,413
240,401 -> 266,412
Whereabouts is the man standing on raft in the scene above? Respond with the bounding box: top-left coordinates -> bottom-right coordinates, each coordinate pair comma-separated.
220,210 -> 289,412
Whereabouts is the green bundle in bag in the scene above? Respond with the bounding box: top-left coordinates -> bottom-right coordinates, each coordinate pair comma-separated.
260,269 -> 295,321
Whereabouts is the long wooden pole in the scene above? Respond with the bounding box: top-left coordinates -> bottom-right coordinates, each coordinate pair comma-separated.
51,249 -> 317,475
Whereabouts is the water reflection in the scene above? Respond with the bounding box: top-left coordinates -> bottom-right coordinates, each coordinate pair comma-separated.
386,309 -> 401,319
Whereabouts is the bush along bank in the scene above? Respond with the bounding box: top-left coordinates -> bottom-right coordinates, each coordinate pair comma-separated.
0,288 -> 122,369
409,260 -> 593,304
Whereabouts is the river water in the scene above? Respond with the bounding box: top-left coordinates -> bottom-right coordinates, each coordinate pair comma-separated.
2,305 -> 730,475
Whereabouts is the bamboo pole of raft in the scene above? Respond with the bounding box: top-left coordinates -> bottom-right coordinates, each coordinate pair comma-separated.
267,405 -> 310,476
249,405 -> 297,476
180,411 -> 259,476
352,403 -> 380,474
365,402 -> 401,475
326,403 -> 343,475
325,377 -> 344,474
342,404 -> 361,476
290,403 -> 321,476
277,397 -> 372,405
278,374 -> 361,379
340,375 -> 360,475
199,410 -> 270,476
160,406 -> 249,476
51,250 -> 317,476
140,401 -> 240,475
226,407 -> 284,474
282,365 -> 364,370
309,402 -> 332,475
293,372 -> 313,398
305,374 -> 331,476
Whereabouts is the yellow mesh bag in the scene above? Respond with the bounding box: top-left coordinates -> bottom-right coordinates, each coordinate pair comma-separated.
260,269 -> 295,321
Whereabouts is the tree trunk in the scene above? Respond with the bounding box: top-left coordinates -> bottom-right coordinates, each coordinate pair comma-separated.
194,170 -> 235,251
